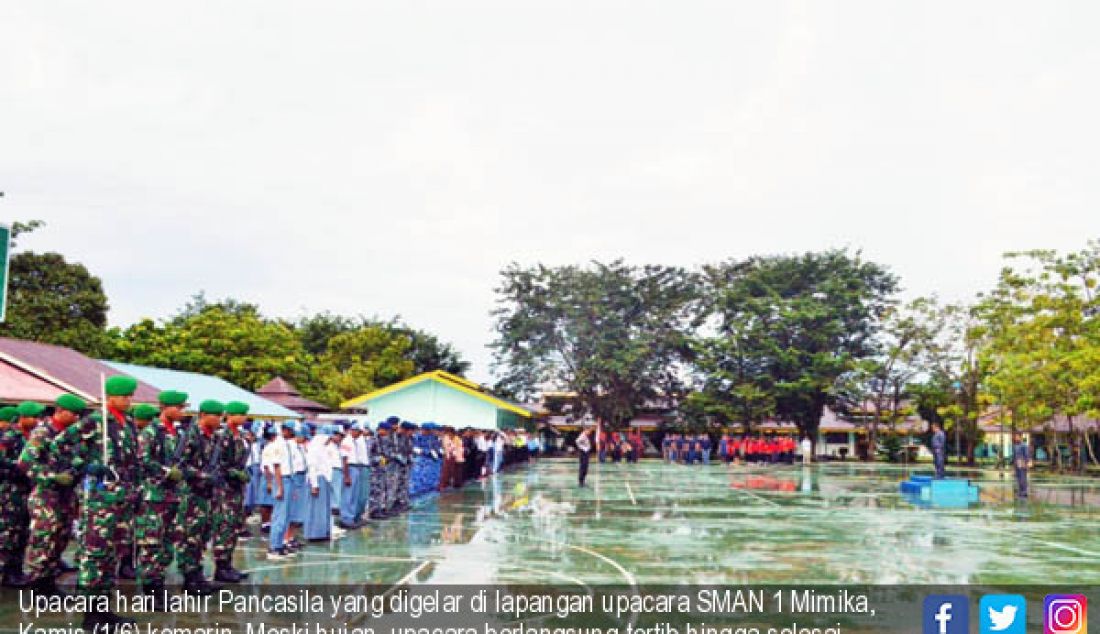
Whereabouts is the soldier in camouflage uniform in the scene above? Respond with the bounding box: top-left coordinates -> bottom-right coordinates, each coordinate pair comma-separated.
395,422 -> 415,512
369,420 -> 391,519
0,405 -> 32,587
211,401 -> 251,583
175,400 -> 225,593
132,397 -> 183,603
379,421 -> 400,516
78,376 -> 140,629
19,394 -> 90,595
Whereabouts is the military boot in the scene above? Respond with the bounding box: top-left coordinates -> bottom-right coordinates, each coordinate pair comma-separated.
1,561 -> 29,588
181,570 -> 218,595
141,583 -> 168,611
30,576 -> 67,597
213,562 -> 245,583
117,555 -> 137,580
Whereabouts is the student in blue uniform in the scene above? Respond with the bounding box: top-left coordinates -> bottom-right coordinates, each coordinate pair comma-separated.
327,425 -> 344,513
337,424 -> 361,529
286,423 -> 310,551
304,424 -> 332,541
256,425 -> 278,533
701,434 -> 712,465
678,435 -> 691,464
262,423 -> 296,560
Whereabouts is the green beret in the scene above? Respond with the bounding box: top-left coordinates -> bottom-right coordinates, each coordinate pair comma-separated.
17,401 -> 46,418
105,375 -> 138,397
225,401 -> 250,416
89,411 -> 102,423
158,390 -> 188,407
0,406 -> 18,422
132,404 -> 160,421
199,400 -> 225,415
56,394 -> 87,413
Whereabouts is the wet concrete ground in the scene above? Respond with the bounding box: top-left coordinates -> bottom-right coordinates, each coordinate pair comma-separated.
237,458 -> 1100,585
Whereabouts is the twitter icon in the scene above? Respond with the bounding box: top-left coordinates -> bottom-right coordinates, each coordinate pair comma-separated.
980,595 -> 1027,634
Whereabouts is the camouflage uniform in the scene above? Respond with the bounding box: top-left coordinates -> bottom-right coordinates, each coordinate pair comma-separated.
175,426 -> 218,578
382,434 -> 399,513
368,434 -> 386,518
77,409 -> 139,595
211,427 -> 248,568
20,419 -> 88,582
0,427 -> 31,579
395,431 -> 412,511
135,416 -> 184,587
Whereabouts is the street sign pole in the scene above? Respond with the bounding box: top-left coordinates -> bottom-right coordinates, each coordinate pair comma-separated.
0,221 -> 10,323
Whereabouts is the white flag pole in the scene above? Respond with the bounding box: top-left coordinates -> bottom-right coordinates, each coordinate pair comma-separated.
100,373 -> 109,467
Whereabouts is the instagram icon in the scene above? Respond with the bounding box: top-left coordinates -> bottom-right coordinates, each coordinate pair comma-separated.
1045,595 -> 1087,634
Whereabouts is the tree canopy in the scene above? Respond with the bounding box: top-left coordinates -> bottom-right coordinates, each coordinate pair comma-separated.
491,260 -> 699,427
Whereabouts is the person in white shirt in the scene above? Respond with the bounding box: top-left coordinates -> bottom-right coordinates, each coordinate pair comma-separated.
354,425 -> 373,522
493,433 -> 505,474
261,423 -> 296,559
286,423 -> 310,551
476,433 -> 491,478
304,425 -> 334,541
338,425 -> 362,528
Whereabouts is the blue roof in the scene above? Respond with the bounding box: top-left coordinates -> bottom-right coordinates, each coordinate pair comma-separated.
101,361 -> 302,419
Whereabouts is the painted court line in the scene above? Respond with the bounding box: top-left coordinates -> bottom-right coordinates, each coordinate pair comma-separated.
385,560 -> 433,592
625,481 -> 637,505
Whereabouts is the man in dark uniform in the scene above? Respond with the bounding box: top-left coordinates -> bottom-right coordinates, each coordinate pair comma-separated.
0,405 -> 32,587
1012,432 -> 1031,499
78,375 -> 140,629
20,394 -> 89,595
931,422 -> 947,479
212,401 -> 251,583
378,422 -> 399,516
368,423 -> 387,519
175,400 -> 225,593
575,428 -> 592,487
395,422 -> 415,512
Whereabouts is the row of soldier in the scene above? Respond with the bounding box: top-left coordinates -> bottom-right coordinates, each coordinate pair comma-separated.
0,377 -> 250,629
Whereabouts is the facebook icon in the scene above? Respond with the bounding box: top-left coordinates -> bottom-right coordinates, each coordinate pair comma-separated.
924,595 -> 970,634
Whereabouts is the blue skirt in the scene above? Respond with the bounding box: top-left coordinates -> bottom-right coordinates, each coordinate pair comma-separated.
305,476 -> 331,540
339,466 -> 360,525
329,468 -> 341,511
289,473 -> 308,524
245,464 -> 262,508
355,465 -> 371,517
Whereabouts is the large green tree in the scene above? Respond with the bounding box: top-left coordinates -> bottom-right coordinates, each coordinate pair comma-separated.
977,244 -> 1100,472
310,324 -> 417,407
694,250 -> 898,444
111,304 -> 314,392
0,221 -> 114,356
491,260 -> 699,427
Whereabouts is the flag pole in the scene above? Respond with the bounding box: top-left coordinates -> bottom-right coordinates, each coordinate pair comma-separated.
100,373 -> 109,467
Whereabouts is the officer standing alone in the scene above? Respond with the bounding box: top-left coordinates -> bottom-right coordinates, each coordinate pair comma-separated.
931,422 -> 947,480
575,428 -> 592,487
1013,432 -> 1031,499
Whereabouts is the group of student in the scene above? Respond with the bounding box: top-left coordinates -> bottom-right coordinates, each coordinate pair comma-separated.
595,430 -> 644,463
662,433 -> 806,464
244,422 -> 539,560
